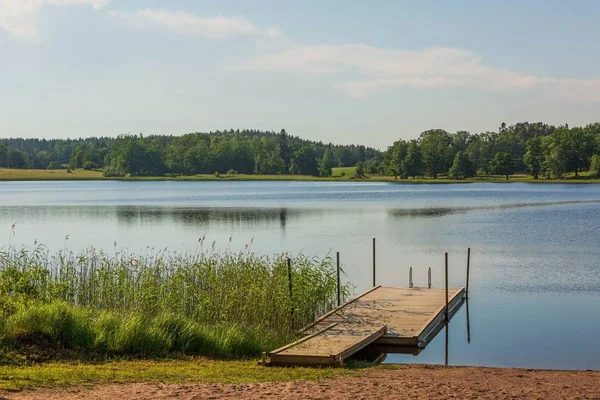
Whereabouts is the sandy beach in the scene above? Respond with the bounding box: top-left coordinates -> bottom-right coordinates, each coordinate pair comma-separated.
4,364 -> 599,400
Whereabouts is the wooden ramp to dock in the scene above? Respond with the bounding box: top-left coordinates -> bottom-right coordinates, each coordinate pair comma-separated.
265,285 -> 464,366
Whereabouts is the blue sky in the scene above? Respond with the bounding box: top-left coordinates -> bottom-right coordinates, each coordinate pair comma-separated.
1,0 -> 599,148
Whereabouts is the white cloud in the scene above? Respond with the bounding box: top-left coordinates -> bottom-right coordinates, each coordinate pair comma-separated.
109,9 -> 282,39
237,44 -> 600,102
0,0 -> 109,39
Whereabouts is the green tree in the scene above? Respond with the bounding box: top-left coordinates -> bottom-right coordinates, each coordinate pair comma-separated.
420,129 -> 453,178
564,127 -> 596,177
277,129 -> 292,173
589,154 -> 600,177
354,162 -> 366,178
319,147 -> 333,177
404,140 -> 423,178
451,131 -> 472,153
47,160 -> 62,170
523,137 -> 544,179
7,150 -> 28,168
290,146 -> 319,176
448,151 -> 474,179
383,140 -> 408,178
0,142 -> 10,167
490,152 -> 515,180
542,129 -> 569,178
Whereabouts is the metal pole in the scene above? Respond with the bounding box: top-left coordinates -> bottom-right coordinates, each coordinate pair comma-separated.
445,252 -> 449,322
372,238 -> 376,287
409,267 -> 413,288
466,247 -> 471,299
336,251 -> 341,306
428,267 -> 432,289
287,257 -> 294,328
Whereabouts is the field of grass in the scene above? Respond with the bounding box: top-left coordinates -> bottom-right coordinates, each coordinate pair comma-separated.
2,168 -> 600,183
331,167 -> 357,177
0,168 -> 104,180
0,358 -> 359,391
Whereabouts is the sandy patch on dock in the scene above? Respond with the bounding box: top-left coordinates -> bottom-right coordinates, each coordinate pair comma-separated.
3,364 -> 600,400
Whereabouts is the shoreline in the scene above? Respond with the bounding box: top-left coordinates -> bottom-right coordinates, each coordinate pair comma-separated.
2,168 -> 600,184
3,363 -> 599,399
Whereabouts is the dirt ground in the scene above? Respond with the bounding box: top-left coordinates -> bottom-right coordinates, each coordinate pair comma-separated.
3,364 -> 600,400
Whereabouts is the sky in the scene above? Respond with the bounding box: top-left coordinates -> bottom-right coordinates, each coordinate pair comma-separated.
1,0 -> 600,149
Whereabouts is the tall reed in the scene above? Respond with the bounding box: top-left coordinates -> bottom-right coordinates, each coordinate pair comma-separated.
0,245 -> 351,358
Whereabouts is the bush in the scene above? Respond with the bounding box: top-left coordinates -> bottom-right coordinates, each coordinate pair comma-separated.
47,161 -> 64,170
103,166 -> 126,177
83,161 -> 98,170
4,302 -> 94,349
214,171 -> 220,178
227,169 -> 237,175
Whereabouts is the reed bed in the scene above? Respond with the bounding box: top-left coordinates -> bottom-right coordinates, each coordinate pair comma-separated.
0,244 -> 351,360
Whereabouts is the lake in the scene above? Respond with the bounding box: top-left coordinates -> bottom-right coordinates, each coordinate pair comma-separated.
1,180 -> 600,370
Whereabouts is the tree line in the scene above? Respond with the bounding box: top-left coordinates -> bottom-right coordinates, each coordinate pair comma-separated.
380,122 -> 600,179
2,122 -> 600,179
0,130 -> 379,177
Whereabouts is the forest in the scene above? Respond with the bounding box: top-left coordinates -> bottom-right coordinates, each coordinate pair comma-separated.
1,122 -> 600,179
0,130 -> 377,177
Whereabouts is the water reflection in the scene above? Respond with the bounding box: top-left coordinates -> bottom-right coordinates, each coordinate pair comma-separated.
0,205 -> 324,231
389,199 -> 600,218
445,322 -> 449,366
114,206 -> 316,228
466,299 -> 471,344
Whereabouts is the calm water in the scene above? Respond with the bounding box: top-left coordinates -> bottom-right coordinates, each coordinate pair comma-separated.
1,181 -> 600,370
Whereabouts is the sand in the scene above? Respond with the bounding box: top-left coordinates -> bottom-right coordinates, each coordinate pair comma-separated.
3,364 -> 600,400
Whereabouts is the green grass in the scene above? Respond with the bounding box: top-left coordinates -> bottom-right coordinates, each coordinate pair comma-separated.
332,167 -> 357,177
0,168 -> 104,180
0,358 -> 358,391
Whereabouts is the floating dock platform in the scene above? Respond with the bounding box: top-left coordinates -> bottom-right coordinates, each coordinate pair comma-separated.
266,285 -> 465,366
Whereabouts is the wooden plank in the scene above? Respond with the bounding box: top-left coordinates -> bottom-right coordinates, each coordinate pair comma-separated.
417,291 -> 464,346
307,286 -> 464,340
269,323 -> 337,355
415,287 -> 465,343
338,325 -> 387,360
271,325 -> 387,366
269,354 -> 336,365
299,285 -> 382,334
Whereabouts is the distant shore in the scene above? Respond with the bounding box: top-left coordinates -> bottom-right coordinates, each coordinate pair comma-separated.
1,167 -> 600,183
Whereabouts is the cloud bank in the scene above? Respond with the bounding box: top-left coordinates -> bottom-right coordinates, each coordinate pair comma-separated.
1,2 -> 599,103
237,44 -> 600,102
108,9 -> 282,39
0,0 -> 109,39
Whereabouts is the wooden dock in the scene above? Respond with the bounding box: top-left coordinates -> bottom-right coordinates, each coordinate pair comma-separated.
266,285 -> 465,366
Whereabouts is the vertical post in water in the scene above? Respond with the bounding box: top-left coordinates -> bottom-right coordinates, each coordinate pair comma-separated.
445,252 -> 449,322
372,238 -> 376,287
336,251 -> 341,306
287,257 -> 294,328
466,247 -> 471,299
409,267 -> 413,288
428,267 -> 432,289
